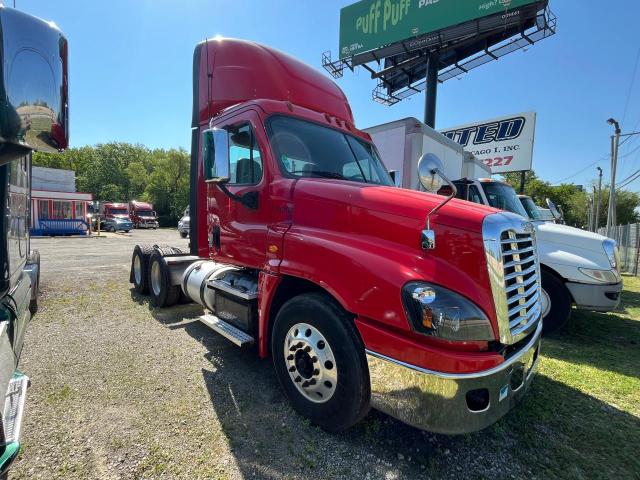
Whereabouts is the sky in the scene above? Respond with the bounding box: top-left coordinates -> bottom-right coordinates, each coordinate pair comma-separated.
14,0 -> 640,191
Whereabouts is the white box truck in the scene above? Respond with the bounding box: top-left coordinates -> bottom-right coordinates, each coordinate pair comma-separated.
366,118 -> 622,334
365,118 -> 490,188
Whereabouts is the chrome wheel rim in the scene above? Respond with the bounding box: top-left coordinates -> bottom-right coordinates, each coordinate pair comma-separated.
150,260 -> 162,296
541,288 -> 551,318
133,255 -> 142,285
284,323 -> 337,404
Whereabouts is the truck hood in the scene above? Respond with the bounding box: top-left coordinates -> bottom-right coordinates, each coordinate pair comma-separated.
287,179 -> 500,330
535,221 -> 608,254
534,221 -> 613,273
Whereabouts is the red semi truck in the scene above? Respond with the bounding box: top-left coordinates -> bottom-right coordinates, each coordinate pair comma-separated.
130,39 -> 543,434
129,201 -> 159,229
100,202 -> 129,219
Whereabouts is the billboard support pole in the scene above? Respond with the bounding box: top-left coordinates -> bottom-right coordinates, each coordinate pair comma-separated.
424,52 -> 439,128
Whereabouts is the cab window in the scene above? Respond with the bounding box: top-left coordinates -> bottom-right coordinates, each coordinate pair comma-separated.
228,124 -> 263,185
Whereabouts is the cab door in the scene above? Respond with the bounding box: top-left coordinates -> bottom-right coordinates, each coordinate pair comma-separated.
206,109 -> 272,269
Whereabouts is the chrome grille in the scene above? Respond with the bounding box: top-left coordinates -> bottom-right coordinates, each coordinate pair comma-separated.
500,231 -> 541,339
483,213 -> 542,345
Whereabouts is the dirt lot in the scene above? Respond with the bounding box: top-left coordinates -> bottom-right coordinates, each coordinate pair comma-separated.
9,229 -> 640,479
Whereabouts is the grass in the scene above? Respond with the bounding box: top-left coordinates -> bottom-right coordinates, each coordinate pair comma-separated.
498,274 -> 640,479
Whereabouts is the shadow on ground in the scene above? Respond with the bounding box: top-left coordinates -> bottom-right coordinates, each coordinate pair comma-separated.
140,295 -> 640,479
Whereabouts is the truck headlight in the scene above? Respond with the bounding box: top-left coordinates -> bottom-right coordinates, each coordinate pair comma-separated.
578,268 -> 619,283
402,282 -> 495,341
603,239 -> 619,270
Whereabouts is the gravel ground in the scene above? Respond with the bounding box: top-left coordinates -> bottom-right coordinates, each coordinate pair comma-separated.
8,229 -> 625,479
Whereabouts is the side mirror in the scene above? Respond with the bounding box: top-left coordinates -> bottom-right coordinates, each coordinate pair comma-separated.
417,154 -> 457,250
546,198 -> 563,221
418,153 -> 445,192
0,9 -> 69,164
203,128 -> 230,183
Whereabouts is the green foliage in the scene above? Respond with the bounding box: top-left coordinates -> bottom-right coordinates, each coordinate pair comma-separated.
33,143 -> 190,224
502,171 -> 640,227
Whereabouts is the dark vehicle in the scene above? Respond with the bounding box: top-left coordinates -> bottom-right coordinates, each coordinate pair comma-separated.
0,7 -> 69,477
102,217 -> 132,233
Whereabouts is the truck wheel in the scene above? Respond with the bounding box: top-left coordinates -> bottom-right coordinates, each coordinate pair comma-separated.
180,231 -> 188,238
148,252 -> 180,307
541,270 -> 572,335
130,244 -> 154,294
271,292 -> 370,432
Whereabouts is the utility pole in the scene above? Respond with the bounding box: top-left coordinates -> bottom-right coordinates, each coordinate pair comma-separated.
595,166 -> 603,232
587,194 -> 596,232
590,186 -> 597,231
606,118 -> 621,236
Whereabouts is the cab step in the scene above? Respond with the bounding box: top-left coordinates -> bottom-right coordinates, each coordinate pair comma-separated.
3,373 -> 29,443
198,314 -> 254,347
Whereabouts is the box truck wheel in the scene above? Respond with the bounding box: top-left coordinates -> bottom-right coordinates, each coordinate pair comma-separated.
271,292 -> 370,432
130,244 -> 155,294
541,270 -> 571,334
148,252 -> 180,307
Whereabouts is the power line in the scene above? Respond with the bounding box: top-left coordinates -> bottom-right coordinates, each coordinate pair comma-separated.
554,156 -> 606,184
617,171 -> 640,189
617,168 -> 640,186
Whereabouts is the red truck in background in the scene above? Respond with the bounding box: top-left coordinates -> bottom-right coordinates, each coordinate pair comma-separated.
100,202 -> 129,219
129,38 -> 543,434
129,201 -> 158,229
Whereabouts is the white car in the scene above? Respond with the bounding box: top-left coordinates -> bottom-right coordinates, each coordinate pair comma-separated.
178,207 -> 189,238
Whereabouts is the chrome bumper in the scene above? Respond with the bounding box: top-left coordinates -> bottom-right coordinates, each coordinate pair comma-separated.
366,320 -> 542,435
0,372 -> 29,475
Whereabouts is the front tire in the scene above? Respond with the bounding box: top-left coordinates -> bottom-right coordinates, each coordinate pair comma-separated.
271,292 -> 370,432
148,252 -> 180,307
180,231 -> 188,239
541,270 -> 572,334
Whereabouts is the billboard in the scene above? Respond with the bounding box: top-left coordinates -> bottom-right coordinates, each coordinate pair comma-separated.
440,112 -> 536,174
339,0 -> 540,59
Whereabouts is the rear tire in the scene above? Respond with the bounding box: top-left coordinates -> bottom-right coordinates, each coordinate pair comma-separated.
271,292 -> 370,432
541,270 -> 572,334
148,252 -> 180,307
130,244 -> 154,294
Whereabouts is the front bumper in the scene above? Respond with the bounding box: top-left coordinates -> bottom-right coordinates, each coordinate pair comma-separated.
366,320 -> 542,435
0,372 -> 29,476
137,221 -> 158,229
566,280 -> 622,312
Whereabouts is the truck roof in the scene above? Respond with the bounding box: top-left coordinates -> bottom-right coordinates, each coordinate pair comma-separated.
192,38 -> 354,128
129,201 -> 153,209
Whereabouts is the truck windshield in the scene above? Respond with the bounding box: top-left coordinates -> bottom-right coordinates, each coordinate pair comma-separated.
267,115 -> 393,186
519,196 -> 542,220
137,210 -> 154,217
481,182 -> 529,218
109,209 -> 128,215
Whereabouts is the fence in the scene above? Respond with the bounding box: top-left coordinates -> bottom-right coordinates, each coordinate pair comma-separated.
598,223 -> 640,275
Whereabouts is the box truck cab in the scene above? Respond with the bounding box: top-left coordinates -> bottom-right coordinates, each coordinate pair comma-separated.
129,39 -> 543,434
0,6 -> 68,476
368,118 -> 621,334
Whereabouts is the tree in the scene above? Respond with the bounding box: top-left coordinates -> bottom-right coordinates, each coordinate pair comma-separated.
32,142 -> 190,226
